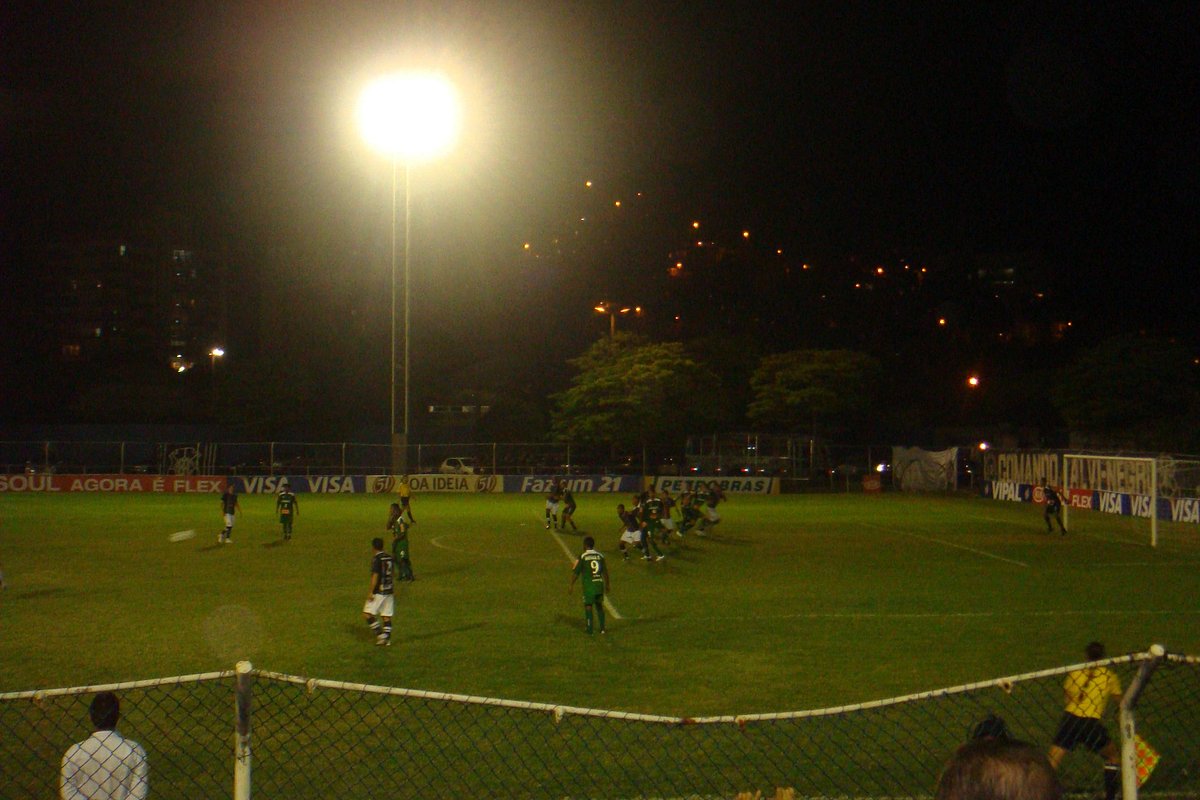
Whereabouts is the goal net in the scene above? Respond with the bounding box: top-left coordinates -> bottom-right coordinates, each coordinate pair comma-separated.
1062,454 -> 1176,547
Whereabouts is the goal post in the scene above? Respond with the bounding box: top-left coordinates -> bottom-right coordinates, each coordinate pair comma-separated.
1063,454 -> 1159,547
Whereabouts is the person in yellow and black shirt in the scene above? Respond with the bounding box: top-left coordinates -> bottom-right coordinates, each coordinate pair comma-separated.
398,476 -> 416,524
1047,641 -> 1122,800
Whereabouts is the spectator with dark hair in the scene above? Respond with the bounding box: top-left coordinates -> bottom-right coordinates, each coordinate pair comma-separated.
1047,641 -> 1122,800
971,713 -> 1011,742
60,691 -> 148,799
937,738 -> 1062,800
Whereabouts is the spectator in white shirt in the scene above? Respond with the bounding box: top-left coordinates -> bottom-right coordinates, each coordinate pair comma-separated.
60,691 -> 148,800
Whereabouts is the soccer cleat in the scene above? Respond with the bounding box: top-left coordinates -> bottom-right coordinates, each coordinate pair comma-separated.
600,629 -> 606,634
376,635 -> 390,646
656,554 -> 665,561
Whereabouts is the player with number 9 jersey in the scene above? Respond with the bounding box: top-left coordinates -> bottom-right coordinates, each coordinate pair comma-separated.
569,537 -> 610,634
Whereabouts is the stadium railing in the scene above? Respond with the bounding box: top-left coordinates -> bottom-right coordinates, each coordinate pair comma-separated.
2,647 -> 1196,799
0,438 -> 907,486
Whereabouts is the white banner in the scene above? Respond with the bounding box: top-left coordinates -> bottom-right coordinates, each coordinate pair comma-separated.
892,447 -> 959,491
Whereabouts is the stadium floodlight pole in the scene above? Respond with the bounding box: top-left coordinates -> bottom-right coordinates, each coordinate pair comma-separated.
358,72 -> 461,473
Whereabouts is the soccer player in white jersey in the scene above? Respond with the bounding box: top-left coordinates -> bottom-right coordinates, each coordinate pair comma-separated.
363,537 -> 395,646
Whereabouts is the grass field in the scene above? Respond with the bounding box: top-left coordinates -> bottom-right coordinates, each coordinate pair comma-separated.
1,490 -> 1198,715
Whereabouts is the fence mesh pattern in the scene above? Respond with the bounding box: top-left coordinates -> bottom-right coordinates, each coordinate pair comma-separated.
0,673 -> 232,800
2,654 -> 1196,799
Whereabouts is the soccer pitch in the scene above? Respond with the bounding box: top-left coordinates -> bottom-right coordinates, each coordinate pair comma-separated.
1,491 -> 1197,713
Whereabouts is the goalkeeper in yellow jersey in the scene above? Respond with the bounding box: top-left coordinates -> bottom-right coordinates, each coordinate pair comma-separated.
1047,641 -> 1122,800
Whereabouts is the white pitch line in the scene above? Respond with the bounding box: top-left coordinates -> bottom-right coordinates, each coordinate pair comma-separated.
865,522 -> 1029,567
704,608 -> 1200,622
547,520 -> 624,620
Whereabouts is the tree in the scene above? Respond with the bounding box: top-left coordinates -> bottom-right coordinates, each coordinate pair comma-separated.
550,334 -> 722,449
1051,335 -> 1198,450
747,349 -> 882,438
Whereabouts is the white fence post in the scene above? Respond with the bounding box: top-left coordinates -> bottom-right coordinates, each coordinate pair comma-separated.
235,660 -> 253,800
1119,644 -> 1165,800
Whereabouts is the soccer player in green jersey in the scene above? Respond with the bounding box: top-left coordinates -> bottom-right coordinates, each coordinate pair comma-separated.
388,502 -> 414,581
641,486 -> 668,546
219,484 -> 240,544
275,481 -> 298,541
568,536 -> 610,634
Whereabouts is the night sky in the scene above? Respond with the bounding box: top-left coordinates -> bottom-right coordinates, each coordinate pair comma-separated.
3,2 -> 1198,429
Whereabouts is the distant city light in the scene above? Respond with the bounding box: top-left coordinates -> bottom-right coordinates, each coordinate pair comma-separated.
876,267 -> 885,275
776,249 -> 783,255
523,243 -> 531,250
614,200 -> 621,207
585,180 -> 593,187
978,442 -> 990,451
938,318 -> 947,326
802,263 -> 810,270
967,375 -> 980,387
692,221 -> 700,229
742,230 -> 750,239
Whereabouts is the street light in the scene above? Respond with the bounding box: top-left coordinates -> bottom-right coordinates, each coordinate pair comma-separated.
594,302 -> 642,338
209,347 -> 225,371
358,72 -> 461,473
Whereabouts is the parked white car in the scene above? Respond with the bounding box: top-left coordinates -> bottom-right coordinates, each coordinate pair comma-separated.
439,457 -> 479,475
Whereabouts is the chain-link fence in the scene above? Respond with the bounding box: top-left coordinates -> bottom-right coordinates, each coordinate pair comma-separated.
2,649 -> 1196,799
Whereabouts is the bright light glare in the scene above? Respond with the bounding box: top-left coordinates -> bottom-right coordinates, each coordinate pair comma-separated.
210,347 -> 225,358
978,442 -> 990,451
358,73 -> 461,163
967,375 -> 980,387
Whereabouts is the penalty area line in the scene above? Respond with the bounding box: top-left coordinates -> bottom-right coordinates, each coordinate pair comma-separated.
864,522 -> 1030,568
547,518 -> 624,620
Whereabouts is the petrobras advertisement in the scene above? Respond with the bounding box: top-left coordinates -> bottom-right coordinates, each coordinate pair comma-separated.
981,480 -> 1197,523
504,475 -> 643,494
653,476 -> 779,495
0,474 -> 225,493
